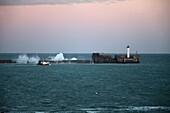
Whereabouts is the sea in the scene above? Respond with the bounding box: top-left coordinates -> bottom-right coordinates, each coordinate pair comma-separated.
0,53 -> 170,113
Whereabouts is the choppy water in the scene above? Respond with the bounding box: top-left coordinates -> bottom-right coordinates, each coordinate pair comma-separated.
0,53 -> 170,113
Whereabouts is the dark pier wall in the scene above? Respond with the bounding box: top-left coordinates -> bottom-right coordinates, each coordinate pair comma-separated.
92,53 -> 140,63
115,54 -> 140,63
92,53 -> 116,63
0,60 -> 16,63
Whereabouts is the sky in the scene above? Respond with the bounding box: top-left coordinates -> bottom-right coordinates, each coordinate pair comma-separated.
0,0 -> 170,53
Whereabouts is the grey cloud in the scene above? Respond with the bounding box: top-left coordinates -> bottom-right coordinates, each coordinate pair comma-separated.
0,0 -> 126,6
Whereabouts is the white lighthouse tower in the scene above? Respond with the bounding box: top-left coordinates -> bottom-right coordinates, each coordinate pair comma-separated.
127,45 -> 130,58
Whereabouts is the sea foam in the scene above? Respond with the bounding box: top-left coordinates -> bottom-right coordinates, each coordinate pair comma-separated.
80,106 -> 170,112
50,53 -> 78,61
52,53 -> 65,61
16,54 -> 40,64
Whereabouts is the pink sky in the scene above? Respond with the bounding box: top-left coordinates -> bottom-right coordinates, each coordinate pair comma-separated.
0,0 -> 170,53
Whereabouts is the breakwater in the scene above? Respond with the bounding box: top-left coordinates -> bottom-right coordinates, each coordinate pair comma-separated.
92,53 -> 140,63
0,60 -> 16,63
0,53 -> 140,64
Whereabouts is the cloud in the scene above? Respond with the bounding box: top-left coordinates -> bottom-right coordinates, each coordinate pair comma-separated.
0,0 -> 126,6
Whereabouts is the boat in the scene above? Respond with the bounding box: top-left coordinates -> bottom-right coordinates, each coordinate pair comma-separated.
37,61 -> 50,66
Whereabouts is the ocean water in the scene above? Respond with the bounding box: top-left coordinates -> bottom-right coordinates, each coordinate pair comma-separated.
0,53 -> 170,113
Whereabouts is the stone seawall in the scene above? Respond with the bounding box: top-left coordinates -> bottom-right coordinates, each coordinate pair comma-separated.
0,53 -> 140,64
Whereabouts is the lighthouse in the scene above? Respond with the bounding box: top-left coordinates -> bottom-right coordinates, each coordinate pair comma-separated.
127,45 -> 130,58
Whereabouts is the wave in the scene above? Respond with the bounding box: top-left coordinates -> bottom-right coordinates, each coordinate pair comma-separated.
2,106 -> 170,113
16,53 -> 78,64
16,54 -> 40,64
70,57 -> 78,60
80,106 -> 170,112
50,53 -> 65,61
119,106 -> 170,112
49,53 -> 78,61
124,106 -> 170,111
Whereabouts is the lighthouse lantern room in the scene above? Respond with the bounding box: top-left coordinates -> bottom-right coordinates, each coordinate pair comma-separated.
127,45 -> 130,58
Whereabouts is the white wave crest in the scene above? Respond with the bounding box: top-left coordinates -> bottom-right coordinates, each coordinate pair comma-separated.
49,53 -> 78,61
70,57 -> 77,60
51,53 -> 65,61
80,106 -> 170,112
125,106 -> 170,111
28,56 -> 40,64
16,54 -> 29,64
16,54 -> 40,64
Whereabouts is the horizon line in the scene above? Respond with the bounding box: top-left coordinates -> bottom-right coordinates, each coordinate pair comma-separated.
0,52 -> 170,54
